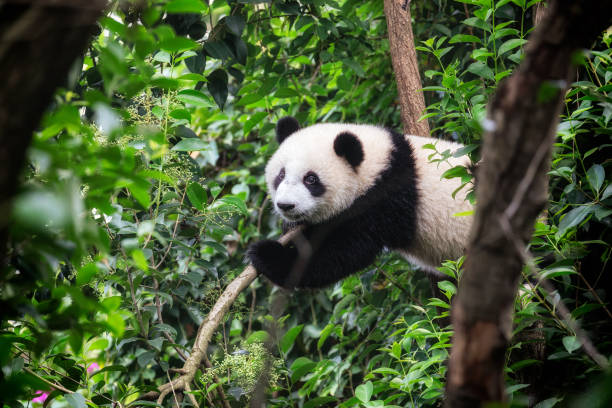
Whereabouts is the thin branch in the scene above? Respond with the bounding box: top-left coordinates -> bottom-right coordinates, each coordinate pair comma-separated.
247,284 -> 257,335
23,367 -> 95,404
128,271 -> 146,338
576,270 -> 612,320
203,354 -> 232,408
155,186 -> 188,269
499,215 -> 609,370
153,278 -> 189,361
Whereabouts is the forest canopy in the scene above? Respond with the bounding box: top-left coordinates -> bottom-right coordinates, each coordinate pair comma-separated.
1,0 -> 611,407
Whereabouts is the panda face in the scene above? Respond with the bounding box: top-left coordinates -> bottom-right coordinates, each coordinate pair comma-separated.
271,165 -> 327,222
264,118 -> 395,224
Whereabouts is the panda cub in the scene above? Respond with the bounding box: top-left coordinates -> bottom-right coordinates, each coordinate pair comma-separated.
248,116 -> 473,289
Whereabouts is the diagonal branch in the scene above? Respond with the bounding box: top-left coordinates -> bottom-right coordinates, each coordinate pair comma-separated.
145,228 -> 302,405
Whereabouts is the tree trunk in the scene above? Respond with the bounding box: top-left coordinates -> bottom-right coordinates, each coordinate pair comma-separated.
445,1 -> 611,406
383,0 -> 430,136
0,0 -> 106,263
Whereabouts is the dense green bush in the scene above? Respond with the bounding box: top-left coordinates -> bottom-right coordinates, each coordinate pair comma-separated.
1,0 -> 610,407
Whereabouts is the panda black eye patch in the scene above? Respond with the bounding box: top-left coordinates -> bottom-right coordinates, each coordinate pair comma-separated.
303,171 -> 325,196
273,168 -> 285,189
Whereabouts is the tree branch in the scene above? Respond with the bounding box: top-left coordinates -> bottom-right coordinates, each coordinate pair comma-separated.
383,0 -> 430,136
149,228 -> 303,405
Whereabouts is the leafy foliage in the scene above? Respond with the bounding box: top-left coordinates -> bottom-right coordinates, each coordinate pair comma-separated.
1,0 -> 610,407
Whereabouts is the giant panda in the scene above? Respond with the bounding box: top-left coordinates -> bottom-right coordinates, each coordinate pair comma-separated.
247,116 -> 473,289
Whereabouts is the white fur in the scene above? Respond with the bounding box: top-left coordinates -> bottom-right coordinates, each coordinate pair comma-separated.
265,123 -> 473,270
401,135 -> 473,271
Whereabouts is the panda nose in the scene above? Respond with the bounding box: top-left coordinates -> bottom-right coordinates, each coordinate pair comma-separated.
277,202 -> 295,211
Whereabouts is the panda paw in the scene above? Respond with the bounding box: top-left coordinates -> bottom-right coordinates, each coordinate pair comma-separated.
247,240 -> 294,288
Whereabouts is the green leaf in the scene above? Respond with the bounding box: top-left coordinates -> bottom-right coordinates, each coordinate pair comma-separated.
539,266 -> 577,280
217,195 -> 248,215
557,206 -> 593,237
185,51 -> 206,73
141,169 -> 176,185
154,323 -> 178,339
127,183 -> 150,208
303,397 -> 337,408
371,367 -> 400,375
159,37 -> 198,53
290,357 -> 316,382
274,87 -> 300,98
207,69 -> 228,110
280,324 -> 303,354
391,341 -> 402,359
463,17 -> 491,32
177,89 -> 215,108
90,365 -> 127,375
187,182 -> 208,211
562,336 -> 581,354
236,93 -> 263,106
165,0 -> 207,13
602,184 -> 612,200
204,41 -> 234,60
437,280 -> 457,296
342,59 -> 365,77
65,393 -> 86,408
441,165 -> 470,182
355,381 -> 373,403
244,111 -> 268,135
77,263 -> 98,286
317,323 -> 334,350
246,330 -> 270,344
498,38 -> 527,55
172,138 -> 208,151
131,249 -> 149,273
533,397 -> 564,408
466,61 -> 494,81
449,34 -> 482,44
137,351 -> 155,367
586,164 -> 604,194
225,16 -> 246,36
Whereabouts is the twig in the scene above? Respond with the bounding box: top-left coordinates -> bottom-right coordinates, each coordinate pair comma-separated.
256,196 -> 269,234
576,270 -> 612,320
23,367 -> 95,404
155,186 -> 188,269
203,354 -> 231,408
375,264 -> 422,306
499,215 -> 609,369
247,284 -> 257,335
128,271 -> 146,338
153,278 -> 189,361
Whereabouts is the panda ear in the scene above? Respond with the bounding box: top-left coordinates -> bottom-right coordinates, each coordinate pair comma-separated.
334,131 -> 364,169
276,116 -> 300,144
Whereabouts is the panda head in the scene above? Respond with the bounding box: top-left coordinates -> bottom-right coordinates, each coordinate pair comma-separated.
264,116 -> 394,224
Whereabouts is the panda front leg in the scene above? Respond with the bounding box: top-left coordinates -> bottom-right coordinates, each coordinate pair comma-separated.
248,224 -> 383,289
247,239 -> 299,288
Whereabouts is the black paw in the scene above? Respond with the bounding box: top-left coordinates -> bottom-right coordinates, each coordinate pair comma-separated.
247,240 -> 295,288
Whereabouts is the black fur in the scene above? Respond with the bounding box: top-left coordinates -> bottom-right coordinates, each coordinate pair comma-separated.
248,129 -> 418,289
273,168 -> 285,189
303,171 -> 326,197
276,116 -> 300,144
334,131 -> 364,169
